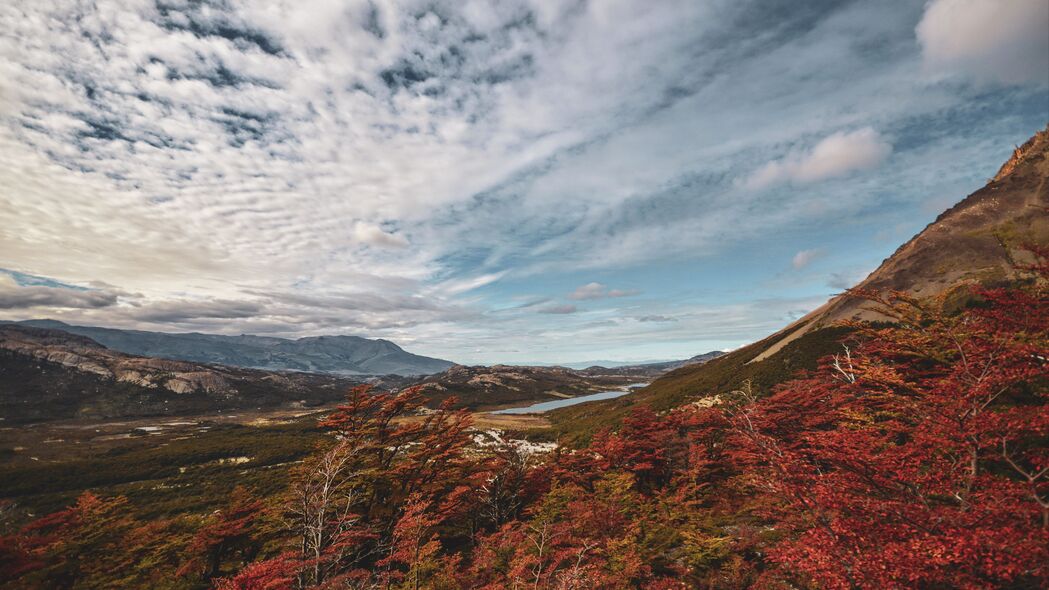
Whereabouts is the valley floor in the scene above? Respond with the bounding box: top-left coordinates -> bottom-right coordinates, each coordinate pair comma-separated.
0,394 -> 566,520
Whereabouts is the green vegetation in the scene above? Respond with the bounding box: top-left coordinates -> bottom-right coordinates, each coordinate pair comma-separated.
0,420 -> 326,519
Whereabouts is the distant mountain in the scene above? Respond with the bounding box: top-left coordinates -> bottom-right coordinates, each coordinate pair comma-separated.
0,324 -> 371,423
579,351 -> 725,375
549,126 -> 1049,440
553,359 -> 673,370
13,320 -> 455,376
550,352 -> 724,372
413,364 -> 646,411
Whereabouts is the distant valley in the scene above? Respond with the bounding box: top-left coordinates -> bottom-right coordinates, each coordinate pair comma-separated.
0,322 -> 722,424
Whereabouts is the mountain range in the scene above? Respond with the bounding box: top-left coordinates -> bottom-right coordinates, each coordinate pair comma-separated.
550,351 -> 724,371
0,321 -> 716,422
0,324 -> 368,423
10,320 -> 454,376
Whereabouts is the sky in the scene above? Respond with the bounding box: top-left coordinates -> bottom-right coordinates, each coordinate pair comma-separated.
0,0 -> 1047,365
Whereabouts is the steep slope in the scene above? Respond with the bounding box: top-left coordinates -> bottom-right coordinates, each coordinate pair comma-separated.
0,325 -> 364,423
828,128 -> 1048,317
751,126 -> 1049,362
549,126 -> 1049,442
14,320 -> 454,376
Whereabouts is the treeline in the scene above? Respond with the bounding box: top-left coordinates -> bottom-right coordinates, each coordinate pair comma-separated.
2,257 -> 1047,589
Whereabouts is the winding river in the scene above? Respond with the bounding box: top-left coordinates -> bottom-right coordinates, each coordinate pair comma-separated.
493,383 -> 648,414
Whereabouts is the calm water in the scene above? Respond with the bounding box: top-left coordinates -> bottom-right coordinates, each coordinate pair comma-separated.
493,384 -> 647,414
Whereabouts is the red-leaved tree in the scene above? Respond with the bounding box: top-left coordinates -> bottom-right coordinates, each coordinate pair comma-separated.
721,256 -> 1049,589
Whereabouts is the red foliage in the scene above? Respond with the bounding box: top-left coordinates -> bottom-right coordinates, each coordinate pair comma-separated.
721,264 -> 1049,588
6,255 -> 1046,589
214,553 -> 298,590
178,485 -> 266,581
589,407 -> 693,491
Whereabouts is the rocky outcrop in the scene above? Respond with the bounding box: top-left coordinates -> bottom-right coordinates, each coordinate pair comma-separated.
0,325 -> 376,423
0,325 -> 234,394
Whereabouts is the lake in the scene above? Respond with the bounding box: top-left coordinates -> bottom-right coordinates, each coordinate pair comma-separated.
493,384 -> 647,414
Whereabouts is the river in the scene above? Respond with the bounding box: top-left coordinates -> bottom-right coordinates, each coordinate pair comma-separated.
492,383 -> 648,414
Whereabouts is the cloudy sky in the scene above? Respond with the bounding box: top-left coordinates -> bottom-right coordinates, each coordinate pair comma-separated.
1,0 -> 1046,364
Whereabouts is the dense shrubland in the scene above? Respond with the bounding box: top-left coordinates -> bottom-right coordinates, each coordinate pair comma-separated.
2,257 -> 1046,589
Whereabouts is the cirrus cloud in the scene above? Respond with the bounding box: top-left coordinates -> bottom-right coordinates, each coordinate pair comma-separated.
0,1 -> 1045,364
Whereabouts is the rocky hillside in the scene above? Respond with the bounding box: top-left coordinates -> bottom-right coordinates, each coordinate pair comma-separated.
414,364 -> 647,411
750,126 -> 1049,362
13,320 -> 454,376
0,325 -> 365,423
549,126 -> 1049,441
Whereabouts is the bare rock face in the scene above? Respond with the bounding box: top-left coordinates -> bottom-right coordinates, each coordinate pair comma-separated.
0,331 -> 113,378
0,325 -> 232,395
828,126 -> 1048,323
0,323 -> 350,396
175,371 -> 231,393
113,370 -> 156,388
747,127 -> 1049,364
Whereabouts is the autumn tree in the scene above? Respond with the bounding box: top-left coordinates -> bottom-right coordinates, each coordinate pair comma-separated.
250,385 -> 478,588
720,257 -> 1049,588
0,492 -> 183,589
179,486 -> 266,583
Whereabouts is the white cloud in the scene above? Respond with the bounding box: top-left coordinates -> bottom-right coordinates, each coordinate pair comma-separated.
351,222 -> 409,249
745,128 -> 893,190
917,0 -> 1049,86
569,282 -> 606,300
433,273 -> 507,297
791,248 -> 825,270
569,282 -> 639,300
0,1 -> 1043,363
